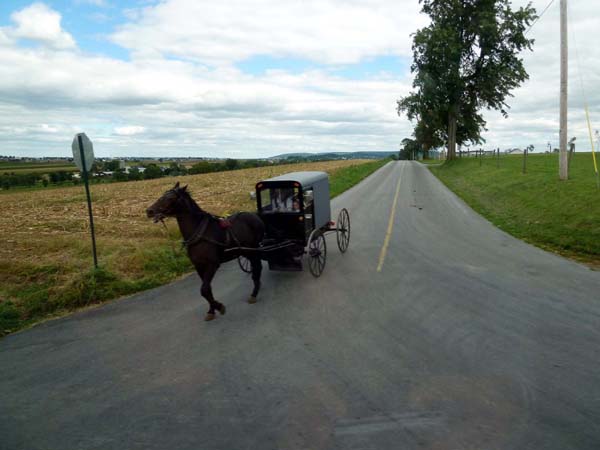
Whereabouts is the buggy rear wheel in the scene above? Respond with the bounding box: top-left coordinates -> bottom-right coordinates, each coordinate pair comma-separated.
307,230 -> 327,277
336,208 -> 350,253
238,255 -> 252,273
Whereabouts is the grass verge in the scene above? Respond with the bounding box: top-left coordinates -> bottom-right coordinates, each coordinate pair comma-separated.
0,158 -> 389,335
419,159 -> 446,165
429,153 -> 600,267
329,158 -> 390,198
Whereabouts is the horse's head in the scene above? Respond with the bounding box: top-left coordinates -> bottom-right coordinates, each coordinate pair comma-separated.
146,182 -> 188,222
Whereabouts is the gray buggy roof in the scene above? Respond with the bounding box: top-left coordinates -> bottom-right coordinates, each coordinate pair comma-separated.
259,171 -> 328,187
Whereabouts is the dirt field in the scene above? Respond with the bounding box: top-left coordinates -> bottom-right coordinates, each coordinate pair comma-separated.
0,160 -> 372,324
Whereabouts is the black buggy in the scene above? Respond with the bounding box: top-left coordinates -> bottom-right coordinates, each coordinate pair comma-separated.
237,171 -> 350,277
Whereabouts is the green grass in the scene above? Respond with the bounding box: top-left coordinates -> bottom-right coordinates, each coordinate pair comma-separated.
329,158 -> 390,198
429,153 -> 600,266
0,158 -> 390,336
419,159 -> 445,165
0,249 -> 192,335
0,163 -> 76,173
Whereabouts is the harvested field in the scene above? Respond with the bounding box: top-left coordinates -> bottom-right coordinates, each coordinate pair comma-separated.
0,159 -> 382,333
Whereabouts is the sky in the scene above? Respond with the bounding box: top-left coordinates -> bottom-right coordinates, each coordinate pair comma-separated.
0,0 -> 598,158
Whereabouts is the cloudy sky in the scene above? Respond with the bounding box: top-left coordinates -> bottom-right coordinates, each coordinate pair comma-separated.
0,0 -> 598,158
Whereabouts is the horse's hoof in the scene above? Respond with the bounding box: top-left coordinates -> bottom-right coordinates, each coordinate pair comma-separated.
248,296 -> 257,304
218,304 -> 226,315
205,313 -> 216,321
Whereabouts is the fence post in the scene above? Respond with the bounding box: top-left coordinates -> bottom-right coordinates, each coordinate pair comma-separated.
522,146 -> 528,174
496,147 -> 500,168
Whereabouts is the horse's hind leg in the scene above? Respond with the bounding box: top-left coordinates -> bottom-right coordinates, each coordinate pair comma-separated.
248,256 -> 262,304
198,264 -> 226,321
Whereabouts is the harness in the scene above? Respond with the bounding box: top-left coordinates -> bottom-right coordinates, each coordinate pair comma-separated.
155,188 -> 242,252
181,214 -> 241,250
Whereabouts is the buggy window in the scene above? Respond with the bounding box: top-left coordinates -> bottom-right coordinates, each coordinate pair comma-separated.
260,189 -> 271,212
259,187 -> 301,213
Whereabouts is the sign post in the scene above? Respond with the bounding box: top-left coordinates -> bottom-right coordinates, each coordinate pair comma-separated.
72,133 -> 98,268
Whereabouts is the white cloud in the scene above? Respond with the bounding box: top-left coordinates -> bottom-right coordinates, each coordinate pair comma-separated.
9,3 -> 75,49
0,28 -> 13,46
111,0 -> 426,65
40,123 -> 58,133
75,0 -> 108,6
0,0 -> 598,158
477,0 -> 600,151
115,125 -> 146,135
0,36 -> 412,156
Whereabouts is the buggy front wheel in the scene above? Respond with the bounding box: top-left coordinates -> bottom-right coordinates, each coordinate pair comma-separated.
307,230 -> 327,277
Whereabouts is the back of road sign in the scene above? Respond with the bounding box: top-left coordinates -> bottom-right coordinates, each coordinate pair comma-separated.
72,133 -> 94,172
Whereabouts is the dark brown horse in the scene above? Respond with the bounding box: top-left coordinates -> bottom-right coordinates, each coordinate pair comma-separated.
146,182 -> 265,321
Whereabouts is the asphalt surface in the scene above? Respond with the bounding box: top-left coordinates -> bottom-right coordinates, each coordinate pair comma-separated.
2,161 -> 600,450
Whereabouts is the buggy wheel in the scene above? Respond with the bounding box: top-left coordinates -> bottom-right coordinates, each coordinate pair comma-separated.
307,230 -> 327,277
238,255 -> 252,273
336,208 -> 351,253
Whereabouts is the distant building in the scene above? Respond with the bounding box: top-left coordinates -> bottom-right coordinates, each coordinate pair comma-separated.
124,166 -> 145,174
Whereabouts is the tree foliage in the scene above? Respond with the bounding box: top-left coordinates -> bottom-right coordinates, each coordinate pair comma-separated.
398,0 -> 536,159
400,138 -> 421,160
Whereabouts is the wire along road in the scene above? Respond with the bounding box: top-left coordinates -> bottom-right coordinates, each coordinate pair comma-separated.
2,161 -> 600,450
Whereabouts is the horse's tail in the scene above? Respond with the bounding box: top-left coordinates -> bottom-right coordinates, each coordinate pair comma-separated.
230,212 -> 264,247
247,212 -> 265,246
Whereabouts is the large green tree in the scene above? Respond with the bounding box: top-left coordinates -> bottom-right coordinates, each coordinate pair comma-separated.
398,0 -> 536,159
400,137 -> 421,160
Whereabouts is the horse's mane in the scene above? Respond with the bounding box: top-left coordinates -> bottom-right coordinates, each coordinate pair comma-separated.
179,189 -> 207,220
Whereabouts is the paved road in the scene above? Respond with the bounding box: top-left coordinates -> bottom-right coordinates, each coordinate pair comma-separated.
2,161 -> 600,450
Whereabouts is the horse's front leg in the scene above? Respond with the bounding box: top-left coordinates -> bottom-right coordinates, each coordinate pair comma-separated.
198,264 -> 226,321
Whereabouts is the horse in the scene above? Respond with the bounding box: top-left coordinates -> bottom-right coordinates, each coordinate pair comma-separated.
146,182 -> 265,321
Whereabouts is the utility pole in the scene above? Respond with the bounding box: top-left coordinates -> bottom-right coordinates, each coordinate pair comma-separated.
559,0 -> 568,180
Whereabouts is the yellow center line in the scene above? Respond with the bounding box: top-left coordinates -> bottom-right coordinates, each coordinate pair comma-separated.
377,164 -> 404,272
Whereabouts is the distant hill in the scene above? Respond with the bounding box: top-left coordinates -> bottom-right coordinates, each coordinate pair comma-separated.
270,151 -> 396,160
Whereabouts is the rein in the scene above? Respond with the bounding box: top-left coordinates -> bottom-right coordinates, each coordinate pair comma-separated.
159,218 -> 181,257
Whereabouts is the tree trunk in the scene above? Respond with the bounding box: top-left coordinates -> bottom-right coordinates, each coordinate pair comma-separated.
447,110 -> 457,160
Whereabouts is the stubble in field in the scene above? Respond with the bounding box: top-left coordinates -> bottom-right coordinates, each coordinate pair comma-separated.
0,160 -> 370,327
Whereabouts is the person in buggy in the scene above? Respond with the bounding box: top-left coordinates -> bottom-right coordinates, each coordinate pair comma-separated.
271,188 -> 299,212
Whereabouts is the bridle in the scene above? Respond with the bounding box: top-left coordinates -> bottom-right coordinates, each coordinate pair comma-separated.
152,187 -> 237,250
151,188 -> 179,223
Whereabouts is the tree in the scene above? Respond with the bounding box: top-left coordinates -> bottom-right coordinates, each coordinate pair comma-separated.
225,158 -> 238,170
104,160 -> 121,171
128,167 -> 141,181
398,0 -> 536,159
167,162 -> 188,176
400,138 -> 421,160
414,116 -> 445,158
113,169 -> 129,182
143,164 -> 163,179
189,161 -> 213,174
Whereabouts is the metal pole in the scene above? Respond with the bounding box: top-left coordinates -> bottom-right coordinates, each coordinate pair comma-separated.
479,148 -> 482,167
523,146 -> 528,174
559,0 -> 568,180
78,135 -> 98,268
497,147 -> 500,168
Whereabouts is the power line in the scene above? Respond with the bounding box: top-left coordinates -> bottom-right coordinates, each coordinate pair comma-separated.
525,0 -> 556,35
